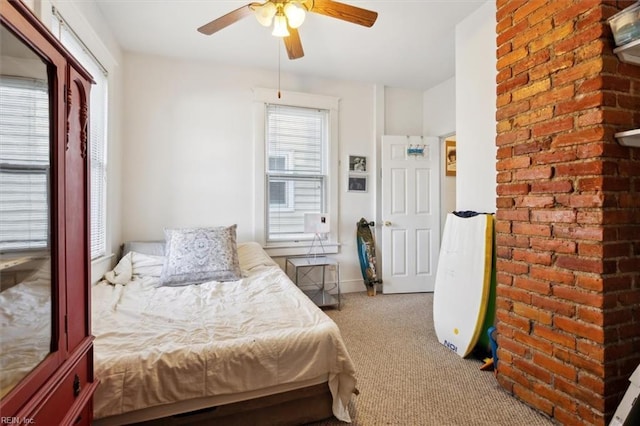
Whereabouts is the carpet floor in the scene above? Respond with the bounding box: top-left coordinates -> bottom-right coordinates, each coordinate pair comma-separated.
308,292 -> 556,426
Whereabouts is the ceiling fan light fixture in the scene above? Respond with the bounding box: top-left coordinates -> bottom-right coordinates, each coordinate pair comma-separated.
272,14 -> 290,37
284,3 -> 305,29
198,0 -> 378,60
255,1 -> 277,27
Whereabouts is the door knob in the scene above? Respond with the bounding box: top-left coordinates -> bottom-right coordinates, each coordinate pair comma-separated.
384,221 -> 392,226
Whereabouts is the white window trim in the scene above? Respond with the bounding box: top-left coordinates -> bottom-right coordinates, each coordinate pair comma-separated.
51,5 -> 112,262
253,88 -> 339,257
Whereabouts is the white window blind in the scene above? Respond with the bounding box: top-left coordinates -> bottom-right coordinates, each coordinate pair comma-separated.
52,11 -> 108,260
0,77 -> 50,251
266,104 -> 327,242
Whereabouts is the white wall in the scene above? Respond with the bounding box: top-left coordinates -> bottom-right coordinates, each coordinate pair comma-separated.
423,77 -> 456,138
385,87 -> 423,136
423,77 -> 456,233
28,1 -> 441,291
455,1 -> 497,213
121,53 -> 422,292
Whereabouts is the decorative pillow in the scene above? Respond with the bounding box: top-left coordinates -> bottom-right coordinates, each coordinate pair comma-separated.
159,225 -> 242,286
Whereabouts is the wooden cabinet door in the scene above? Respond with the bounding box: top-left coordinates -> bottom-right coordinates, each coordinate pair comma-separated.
64,68 -> 91,353
1,2 -> 96,424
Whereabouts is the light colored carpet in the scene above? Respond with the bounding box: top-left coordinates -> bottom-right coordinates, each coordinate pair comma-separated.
309,292 -> 556,426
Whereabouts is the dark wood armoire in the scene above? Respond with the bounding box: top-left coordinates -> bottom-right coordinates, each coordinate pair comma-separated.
0,0 -> 97,424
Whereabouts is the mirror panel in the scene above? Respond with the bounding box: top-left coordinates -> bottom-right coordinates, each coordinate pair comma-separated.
0,24 -> 53,399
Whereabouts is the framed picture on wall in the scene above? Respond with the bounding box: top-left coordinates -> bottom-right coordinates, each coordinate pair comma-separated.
348,175 -> 367,192
348,155 -> 367,172
445,140 -> 456,177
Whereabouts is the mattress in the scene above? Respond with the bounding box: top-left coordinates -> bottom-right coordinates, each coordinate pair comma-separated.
92,242 -> 356,423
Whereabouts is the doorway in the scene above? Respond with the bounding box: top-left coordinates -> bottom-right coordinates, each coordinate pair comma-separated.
380,135 -> 440,293
440,133 -> 456,237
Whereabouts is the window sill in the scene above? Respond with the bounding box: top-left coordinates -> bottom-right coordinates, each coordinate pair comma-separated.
91,253 -> 115,284
264,243 -> 339,258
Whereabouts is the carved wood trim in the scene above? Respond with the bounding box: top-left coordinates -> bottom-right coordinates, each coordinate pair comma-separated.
79,85 -> 88,159
66,83 -> 72,151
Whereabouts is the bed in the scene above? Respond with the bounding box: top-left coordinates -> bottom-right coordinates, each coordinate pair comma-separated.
91,233 -> 357,425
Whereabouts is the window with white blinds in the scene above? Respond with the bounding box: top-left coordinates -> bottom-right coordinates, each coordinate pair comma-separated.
52,12 -> 108,260
266,104 -> 328,242
0,77 -> 50,251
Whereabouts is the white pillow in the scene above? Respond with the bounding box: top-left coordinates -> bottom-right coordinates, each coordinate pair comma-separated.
104,252 -> 133,285
237,242 -> 277,270
159,225 -> 242,286
131,252 -> 164,277
103,251 -> 165,285
121,240 -> 165,258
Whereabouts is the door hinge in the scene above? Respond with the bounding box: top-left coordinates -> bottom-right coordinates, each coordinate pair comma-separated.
64,314 -> 68,333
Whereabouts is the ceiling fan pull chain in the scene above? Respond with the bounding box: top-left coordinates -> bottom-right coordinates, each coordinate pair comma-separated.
278,42 -> 282,99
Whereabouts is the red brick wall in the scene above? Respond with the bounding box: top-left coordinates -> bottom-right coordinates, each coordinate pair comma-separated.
495,1 -> 640,424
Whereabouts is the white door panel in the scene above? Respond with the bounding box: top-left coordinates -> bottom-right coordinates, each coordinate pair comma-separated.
391,228 -> 407,276
416,229 -> 432,275
382,136 -> 440,293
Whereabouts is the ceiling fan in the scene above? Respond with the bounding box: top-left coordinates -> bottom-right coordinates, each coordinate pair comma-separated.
197,0 -> 378,60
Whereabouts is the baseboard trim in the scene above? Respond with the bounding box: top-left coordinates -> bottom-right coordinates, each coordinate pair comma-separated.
340,279 -> 367,294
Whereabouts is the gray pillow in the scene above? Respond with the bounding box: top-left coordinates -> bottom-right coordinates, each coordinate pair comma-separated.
121,240 -> 165,258
159,225 -> 242,286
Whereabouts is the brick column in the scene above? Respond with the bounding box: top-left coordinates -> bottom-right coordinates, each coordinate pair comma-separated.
495,1 -> 640,425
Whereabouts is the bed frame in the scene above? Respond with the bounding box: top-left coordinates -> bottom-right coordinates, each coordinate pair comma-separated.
114,383 -> 334,426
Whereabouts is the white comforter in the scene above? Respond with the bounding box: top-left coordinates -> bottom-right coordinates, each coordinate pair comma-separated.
92,242 -> 356,422
0,259 -> 51,398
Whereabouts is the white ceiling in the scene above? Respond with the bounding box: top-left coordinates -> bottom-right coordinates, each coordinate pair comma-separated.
93,0 -> 488,90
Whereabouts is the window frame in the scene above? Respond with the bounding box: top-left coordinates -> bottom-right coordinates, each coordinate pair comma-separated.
253,89 -> 339,257
51,8 -> 109,261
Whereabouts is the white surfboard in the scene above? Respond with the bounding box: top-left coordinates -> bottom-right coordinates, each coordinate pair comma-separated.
433,213 -> 493,357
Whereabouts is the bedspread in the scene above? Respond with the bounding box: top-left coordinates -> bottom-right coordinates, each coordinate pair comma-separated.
92,243 -> 356,422
0,262 -> 51,398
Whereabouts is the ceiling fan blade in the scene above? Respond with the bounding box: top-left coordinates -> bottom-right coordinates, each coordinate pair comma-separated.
197,4 -> 255,35
283,27 -> 304,59
305,0 -> 378,27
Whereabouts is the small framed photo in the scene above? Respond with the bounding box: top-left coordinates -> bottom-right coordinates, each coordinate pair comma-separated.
445,140 -> 456,177
348,175 -> 367,192
348,155 -> 367,172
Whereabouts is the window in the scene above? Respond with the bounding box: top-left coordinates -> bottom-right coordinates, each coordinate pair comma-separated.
253,89 -> 339,256
266,105 -> 328,242
0,77 -> 50,251
52,11 -> 108,260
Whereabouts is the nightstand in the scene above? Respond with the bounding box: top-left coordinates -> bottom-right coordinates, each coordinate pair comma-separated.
285,256 -> 341,309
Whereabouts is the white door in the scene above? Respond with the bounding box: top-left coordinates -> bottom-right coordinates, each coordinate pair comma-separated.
381,135 -> 440,293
